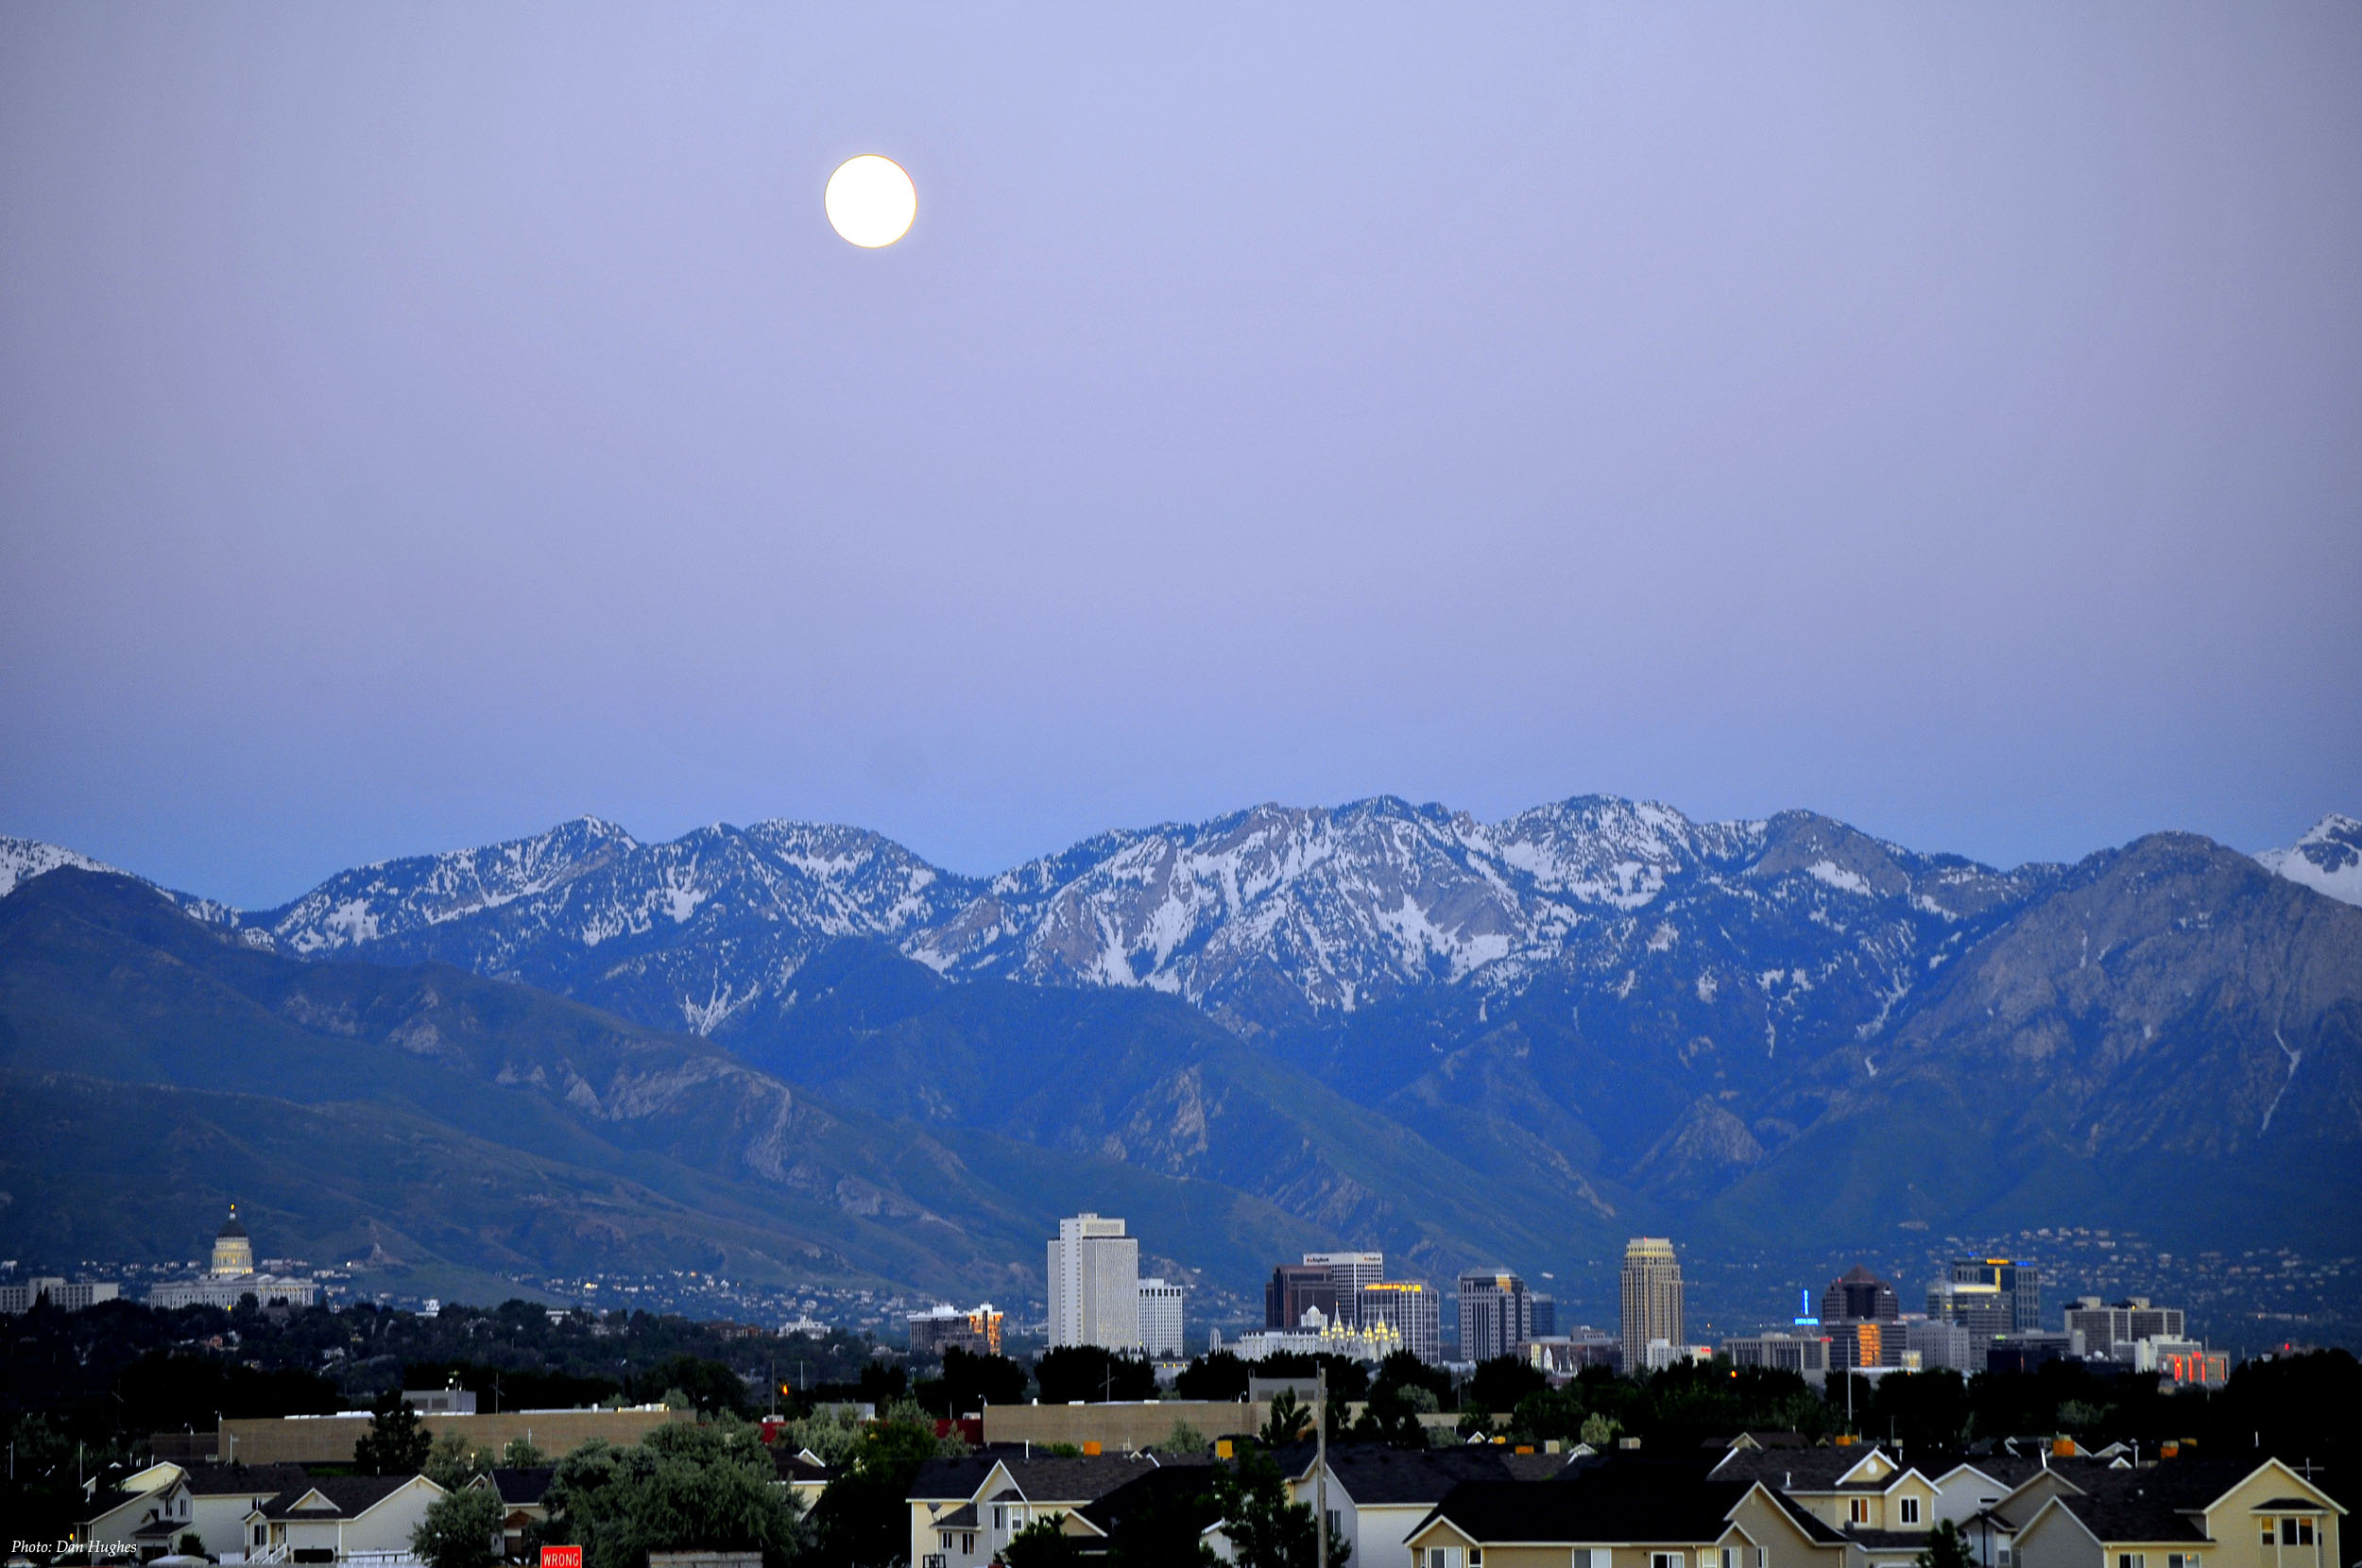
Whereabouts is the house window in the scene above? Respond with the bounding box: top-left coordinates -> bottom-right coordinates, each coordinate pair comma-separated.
2167,1554 -> 2200,1568
994,1507 -> 1005,1530
961,1532 -> 975,1555
1470,1554 -> 1483,1568
2117,1553 -> 2146,1568
2296,1522 -> 2314,1546
1902,1499 -> 1922,1525
1852,1500 -> 1874,1525
1652,1553 -> 1686,1568
2262,1522 -> 2276,1546
1428,1551 -> 1464,1568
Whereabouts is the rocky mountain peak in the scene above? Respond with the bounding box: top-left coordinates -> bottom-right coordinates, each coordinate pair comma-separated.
2257,812 -> 2362,907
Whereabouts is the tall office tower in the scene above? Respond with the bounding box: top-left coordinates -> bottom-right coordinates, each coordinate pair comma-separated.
1357,1281 -> 1444,1363
1138,1279 -> 1186,1358
1619,1237 -> 1685,1372
1530,1294 -> 1556,1338
1047,1214 -> 1140,1350
1926,1279 -> 2014,1344
1457,1270 -> 1533,1363
1821,1265 -> 1901,1324
1951,1257 -> 2041,1332
1305,1252 -> 1385,1324
1266,1264 -> 1341,1330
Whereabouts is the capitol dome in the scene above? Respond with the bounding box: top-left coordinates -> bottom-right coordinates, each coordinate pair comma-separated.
210,1203 -> 255,1277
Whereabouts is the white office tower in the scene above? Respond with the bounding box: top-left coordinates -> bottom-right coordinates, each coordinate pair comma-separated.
1138,1278 -> 1186,1357
1304,1252 -> 1384,1324
1048,1213 -> 1140,1350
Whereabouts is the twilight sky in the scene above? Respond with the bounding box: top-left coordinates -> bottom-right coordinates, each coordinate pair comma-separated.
3,4 -> 2357,908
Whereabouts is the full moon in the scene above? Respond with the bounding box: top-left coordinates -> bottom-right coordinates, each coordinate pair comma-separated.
824,155 -> 916,247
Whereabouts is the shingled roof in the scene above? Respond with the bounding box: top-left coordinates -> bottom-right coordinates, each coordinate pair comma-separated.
1320,1444 -> 1574,1505
181,1463 -> 311,1499
486,1468 -> 554,1508
1712,1446 -> 1897,1491
2038,1462 -> 2255,1545
1419,1460 -> 1752,1545
255,1475 -> 423,1521
907,1449 -> 1199,1508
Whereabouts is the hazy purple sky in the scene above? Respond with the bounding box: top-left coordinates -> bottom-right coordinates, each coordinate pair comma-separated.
4,4 -> 2357,907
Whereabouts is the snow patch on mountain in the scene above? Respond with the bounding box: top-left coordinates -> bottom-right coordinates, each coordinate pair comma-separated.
2256,813 -> 2362,908
0,837 -> 115,897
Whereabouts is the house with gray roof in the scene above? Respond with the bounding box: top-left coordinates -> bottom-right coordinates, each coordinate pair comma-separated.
244,1474 -> 444,1562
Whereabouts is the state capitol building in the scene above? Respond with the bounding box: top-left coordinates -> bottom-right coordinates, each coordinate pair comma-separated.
149,1204 -> 319,1310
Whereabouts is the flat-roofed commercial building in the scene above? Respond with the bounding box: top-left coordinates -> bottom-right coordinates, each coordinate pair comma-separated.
1722,1330 -> 1830,1383
1304,1252 -> 1384,1322
1951,1256 -> 2040,1331
1456,1270 -> 1533,1364
2062,1296 -> 2185,1357
1357,1280 -> 1443,1363
909,1302 -> 1005,1360
1265,1265 -> 1338,1331
0,1277 -> 119,1313
1138,1279 -> 1184,1358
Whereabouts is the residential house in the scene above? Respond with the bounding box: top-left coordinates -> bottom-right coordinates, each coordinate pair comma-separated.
1710,1443 -> 1946,1568
183,1463 -> 312,1559
767,1447 -> 835,1518
1056,1463 -> 1230,1557
467,1468 -> 554,1561
1280,1442 -> 1577,1568
77,1471 -> 196,1559
246,1474 -> 445,1562
1403,1459 -> 1762,1568
2011,1458 -> 2342,1568
905,1450 -> 1201,1568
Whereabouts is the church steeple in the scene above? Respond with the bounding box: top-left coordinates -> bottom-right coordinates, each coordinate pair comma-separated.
210,1203 -> 254,1278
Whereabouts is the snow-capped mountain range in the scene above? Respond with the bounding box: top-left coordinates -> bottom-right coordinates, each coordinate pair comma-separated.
6,805 -> 2359,1289
2255,812 -> 2362,909
7,801 -> 2352,1046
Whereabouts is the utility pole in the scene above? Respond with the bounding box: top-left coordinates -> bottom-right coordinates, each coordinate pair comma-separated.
1315,1364 -> 1328,1568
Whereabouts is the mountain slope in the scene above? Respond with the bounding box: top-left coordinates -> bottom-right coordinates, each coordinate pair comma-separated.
708,938 -> 1628,1283
5,802 -> 2358,1303
2258,812 -> 2362,908
0,869 -> 1323,1296
1699,833 -> 2362,1251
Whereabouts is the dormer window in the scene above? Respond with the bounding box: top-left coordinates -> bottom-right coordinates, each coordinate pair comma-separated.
1901,1498 -> 1922,1525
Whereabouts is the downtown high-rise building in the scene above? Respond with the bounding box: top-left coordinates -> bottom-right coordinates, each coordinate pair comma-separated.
1138,1278 -> 1186,1358
1266,1265 -> 1340,1330
1950,1257 -> 2041,1332
1357,1280 -> 1443,1363
1305,1252 -> 1385,1322
1822,1265 -> 1901,1324
1457,1269 -> 1534,1364
1048,1213 -> 1139,1351
1619,1236 -> 1684,1372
